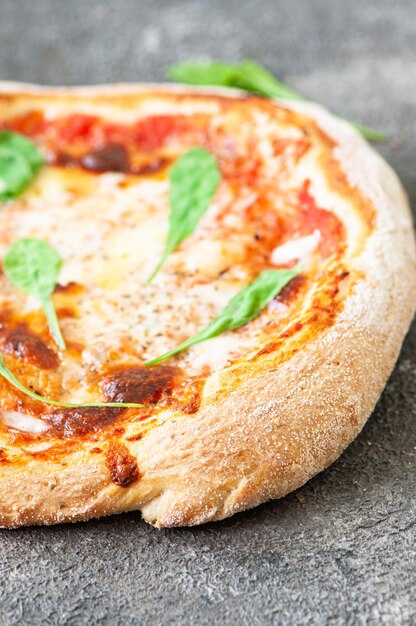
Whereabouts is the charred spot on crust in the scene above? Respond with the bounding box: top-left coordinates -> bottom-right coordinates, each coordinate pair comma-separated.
106,442 -> 140,487
54,146 -> 130,172
275,274 -> 306,304
164,379 -> 205,415
101,365 -> 181,405
53,147 -> 170,177
3,326 -> 59,370
81,144 -> 130,173
49,406 -> 125,438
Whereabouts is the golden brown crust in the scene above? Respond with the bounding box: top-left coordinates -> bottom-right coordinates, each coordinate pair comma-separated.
0,83 -> 415,528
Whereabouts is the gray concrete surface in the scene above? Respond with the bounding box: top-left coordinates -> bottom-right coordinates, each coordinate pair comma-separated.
0,1 -> 415,624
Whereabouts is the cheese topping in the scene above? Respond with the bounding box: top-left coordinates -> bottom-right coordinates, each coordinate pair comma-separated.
271,230 -> 321,265
1,410 -> 50,433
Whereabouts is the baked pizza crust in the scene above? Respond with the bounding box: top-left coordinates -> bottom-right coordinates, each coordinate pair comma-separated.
0,83 -> 414,528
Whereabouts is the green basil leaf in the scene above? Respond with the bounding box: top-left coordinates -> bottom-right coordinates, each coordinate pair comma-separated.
147,147 -> 220,283
170,59 -> 303,102
0,131 -> 44,171
0,131 -> 44,200
168,60 -> 386,142
0,355 -> 143,408
347,122 -> 386,143
169,61 -> 240,87
0,148 -> 33,200
232,60 -> 305,101
145,267 -> 299,366
3,239 -> 66,350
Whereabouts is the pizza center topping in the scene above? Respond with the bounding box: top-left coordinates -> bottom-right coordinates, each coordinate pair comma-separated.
145,268 -> 299,365
0,100 -> 349,436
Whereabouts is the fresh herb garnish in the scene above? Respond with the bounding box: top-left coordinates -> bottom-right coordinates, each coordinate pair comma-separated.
0,131 -> 44,200
147,147 -> 220,283
3,239 -> 67,350
145,267 -> 299,366
0,355 -> 143,408
168,59 -> 386,142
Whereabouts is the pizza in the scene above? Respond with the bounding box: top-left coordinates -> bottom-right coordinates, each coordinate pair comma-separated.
0,82 -> 414,528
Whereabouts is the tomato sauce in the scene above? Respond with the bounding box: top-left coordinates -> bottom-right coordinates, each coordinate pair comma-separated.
1,110 -> 344,265
3,110 -> 186,152
295,180 -> 345,257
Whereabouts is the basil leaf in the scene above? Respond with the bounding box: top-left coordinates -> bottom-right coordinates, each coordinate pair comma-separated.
0,131 -> 44,200
231,60 -> 305,101
348,122 -> 387,143
168,60 -> 386,142
147,147 -> 220,283
170,59 -> 303,101
3,239 -> 66,350
145,267 -> 299,366
168,61 -> 240,87
0,355 -> 143,408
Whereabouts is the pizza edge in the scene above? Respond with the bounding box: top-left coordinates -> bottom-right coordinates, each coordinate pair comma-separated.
0,84 -> 414,528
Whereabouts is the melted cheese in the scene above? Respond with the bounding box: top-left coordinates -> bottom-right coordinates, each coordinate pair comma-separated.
1,411 -> 50,433
271,230 -> 321,265
186,333 -> 241,373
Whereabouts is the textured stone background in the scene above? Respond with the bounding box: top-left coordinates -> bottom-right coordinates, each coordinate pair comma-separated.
0,1 -> 415,624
